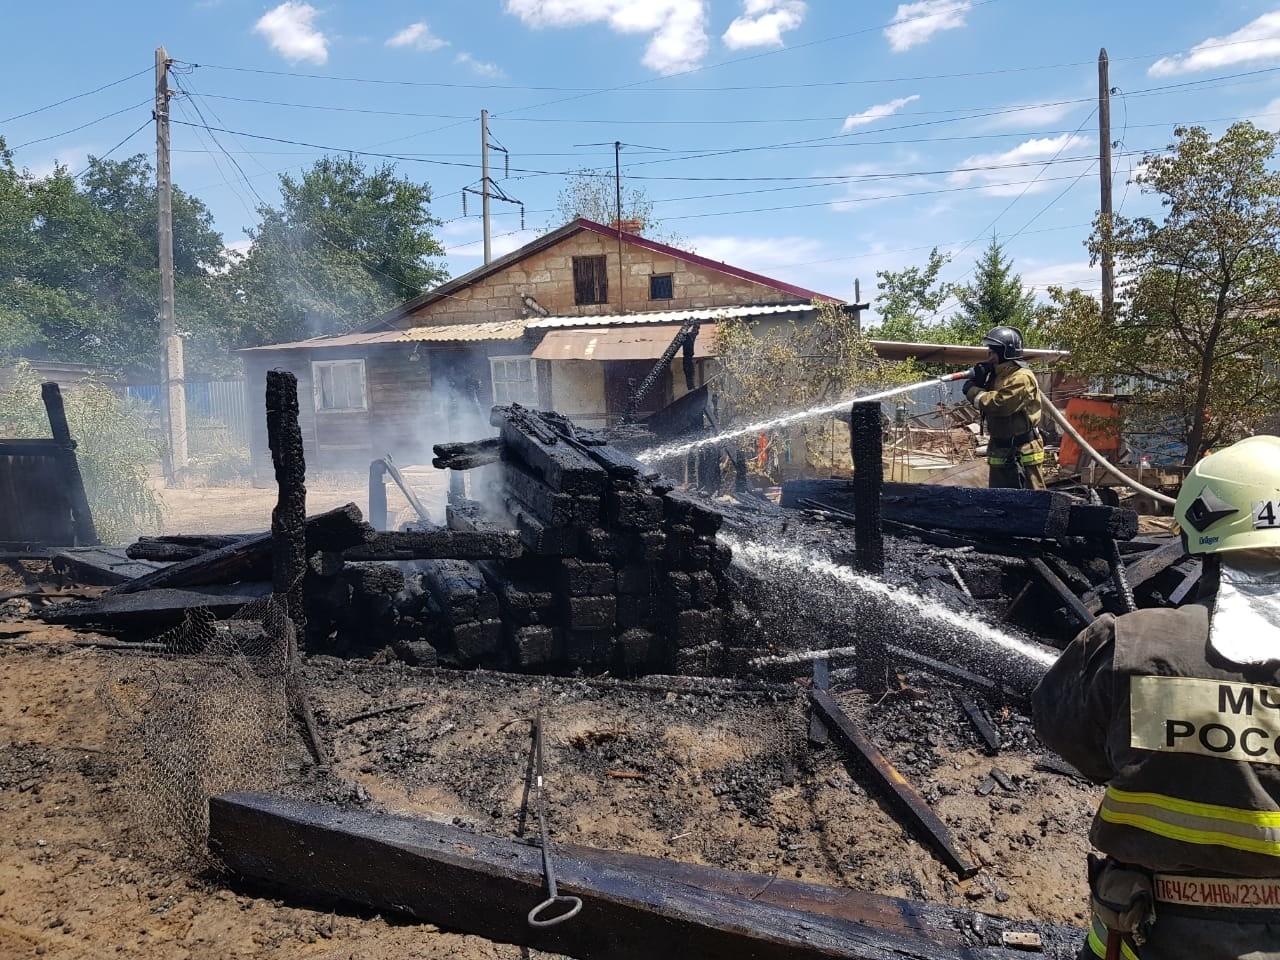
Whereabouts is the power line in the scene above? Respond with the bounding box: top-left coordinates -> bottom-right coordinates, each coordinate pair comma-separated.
10,99 -> 153,151
72,118 -> 153,179
1,66 -> 151,124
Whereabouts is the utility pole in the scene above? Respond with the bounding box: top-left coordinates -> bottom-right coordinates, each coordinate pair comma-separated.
615,140 -> 624,313
481,109 -> 491,265
155,46 -> 187,485
1098,48 -> 1115,323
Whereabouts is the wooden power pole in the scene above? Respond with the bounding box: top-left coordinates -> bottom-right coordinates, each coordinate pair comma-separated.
481,109 -> 491,265
1098,48 -> 1115,323
155,46 -> 187,484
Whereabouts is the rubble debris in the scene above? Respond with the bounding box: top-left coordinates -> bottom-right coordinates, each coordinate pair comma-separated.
809,689 -> 978,878
958,696 -> 1001,754
1026,559 -> 1096,631
125,535 -> 245,562
343,529 -> 522,562
809,658 -> 831,747
210,791 -> 1078,959
52,547 -> 166,585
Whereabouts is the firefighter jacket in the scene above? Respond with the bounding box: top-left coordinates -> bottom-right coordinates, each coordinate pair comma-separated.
1033,605 -> 1280,877
964,359 -> 1042,443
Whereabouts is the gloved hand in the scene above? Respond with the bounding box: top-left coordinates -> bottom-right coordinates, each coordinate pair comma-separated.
969,361 -> 995,387
962,378 -> 979,398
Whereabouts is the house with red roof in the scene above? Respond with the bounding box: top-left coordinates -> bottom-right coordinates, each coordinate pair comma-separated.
241,217 -> 857,473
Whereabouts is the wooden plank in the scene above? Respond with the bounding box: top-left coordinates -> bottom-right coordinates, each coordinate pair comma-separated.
210,792 -> 1050,960
52,547 -> 168,586
782,480 -> 1074,541
43,583 -> 272,629
108,504 -> 371,596
810,690 -> 978,878
809,658 -> 831,746
958,695 -> 1001,754
344,529 -> 522,561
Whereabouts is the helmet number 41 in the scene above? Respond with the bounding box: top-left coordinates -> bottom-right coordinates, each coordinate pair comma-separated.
1254,500 -> 1280,529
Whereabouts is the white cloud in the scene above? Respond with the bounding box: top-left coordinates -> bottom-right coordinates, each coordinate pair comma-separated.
825,155 -> 929,211
684,233 -> 822,273
948,133 -> 1091,196
841,95 -> 920,132
722,0 -> 805,50
505,0 -> 709,75
1252,95 -> 1280,125
454,52 -> 505,78
254,2 -> 328,65
884,0 -> 972,52
1150,12 -> 1280,76
386,22 -> 449,52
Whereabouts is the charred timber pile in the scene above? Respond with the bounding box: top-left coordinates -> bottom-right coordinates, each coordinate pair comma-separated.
780,478 -> 1197,643
427,404 -> 733,675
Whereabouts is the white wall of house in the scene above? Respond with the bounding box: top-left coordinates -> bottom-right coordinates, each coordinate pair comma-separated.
550,361 -> 606,428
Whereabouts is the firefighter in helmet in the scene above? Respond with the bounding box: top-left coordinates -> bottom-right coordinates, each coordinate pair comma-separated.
1033,435 -> 1280,959
962,325 -> 1046,489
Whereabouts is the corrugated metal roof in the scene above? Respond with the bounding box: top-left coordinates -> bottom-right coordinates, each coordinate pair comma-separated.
525,303 -> 813,329
531,324 -> 719,362
396,320 -> 527,343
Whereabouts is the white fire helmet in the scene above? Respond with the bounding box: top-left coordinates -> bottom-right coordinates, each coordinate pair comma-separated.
1174,435 -> 1280,556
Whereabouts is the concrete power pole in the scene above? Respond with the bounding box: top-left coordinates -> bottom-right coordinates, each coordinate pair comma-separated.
481,109 -> 491,265
1098,48 -> 1115,323
155,46 -> 187,485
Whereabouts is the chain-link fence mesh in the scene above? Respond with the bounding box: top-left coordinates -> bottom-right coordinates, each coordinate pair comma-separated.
97,595 -> 302,859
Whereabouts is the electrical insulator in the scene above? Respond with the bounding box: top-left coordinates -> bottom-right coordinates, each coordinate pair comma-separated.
462,190 -> 467,216
520,204 -> 525,230
504,153 -> 510,178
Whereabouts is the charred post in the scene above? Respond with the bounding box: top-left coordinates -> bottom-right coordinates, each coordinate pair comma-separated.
266,370 -> 307,634
41,382 -> 97,546
849,402 -> 883,576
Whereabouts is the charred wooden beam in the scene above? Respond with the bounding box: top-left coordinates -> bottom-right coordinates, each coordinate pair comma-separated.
126,535 -> 246,562
850,403 -> 884,575
343,529 -> 522,562
210,792 -> 1021,960
958,695 -> 1001,754
1027,558 -> 1095,630
491,404 -> 608,495
1065,503 -> 1138,540
784,480 -> 1081,541
52,547 -> 167,586
41,382 -> 97,546
809,690 -> 978,878
432,436 -> 502,471
108,504 -> 371,596
1080,539 -> 1187,614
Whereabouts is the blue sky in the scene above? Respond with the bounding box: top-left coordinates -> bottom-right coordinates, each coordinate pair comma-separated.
5,0 -> 1280,325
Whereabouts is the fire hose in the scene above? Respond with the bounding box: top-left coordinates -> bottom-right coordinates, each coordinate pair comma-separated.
1036,387 -> 1178,509
939,369 -> 1178,508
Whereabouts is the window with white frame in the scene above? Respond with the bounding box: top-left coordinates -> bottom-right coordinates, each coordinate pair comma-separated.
312,359 -> 367,411
490,355 -> 539,406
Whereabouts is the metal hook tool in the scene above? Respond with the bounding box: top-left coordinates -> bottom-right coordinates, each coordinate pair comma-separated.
527,704 -> 583,929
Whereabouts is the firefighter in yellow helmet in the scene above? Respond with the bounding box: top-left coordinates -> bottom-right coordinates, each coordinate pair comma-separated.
962,326 -> 1046,490
1033,435 -> 1280,960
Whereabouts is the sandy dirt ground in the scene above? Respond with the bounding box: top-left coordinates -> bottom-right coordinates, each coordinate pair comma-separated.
0,553 -> 1101,959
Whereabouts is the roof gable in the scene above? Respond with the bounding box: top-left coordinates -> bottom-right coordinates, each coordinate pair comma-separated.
366,218 -> 841,331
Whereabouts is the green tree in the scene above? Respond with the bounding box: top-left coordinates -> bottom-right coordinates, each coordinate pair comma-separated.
1045,122 -> 1280,464
0,144 -> 233,377
870,248 -> 957,342
551,168 -> 683,245
229,156 -> 448,345
952,237 -> 1038,344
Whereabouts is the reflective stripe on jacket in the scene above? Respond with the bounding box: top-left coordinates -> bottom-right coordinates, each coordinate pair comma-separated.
1032,606 -> 1280,876
965,359 -> 1042,441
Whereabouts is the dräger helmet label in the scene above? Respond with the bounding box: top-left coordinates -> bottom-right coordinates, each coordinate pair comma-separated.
1254,500 -> 1280,529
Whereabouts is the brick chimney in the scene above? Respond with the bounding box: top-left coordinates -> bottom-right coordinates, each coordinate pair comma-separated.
611,218 -> 645,234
